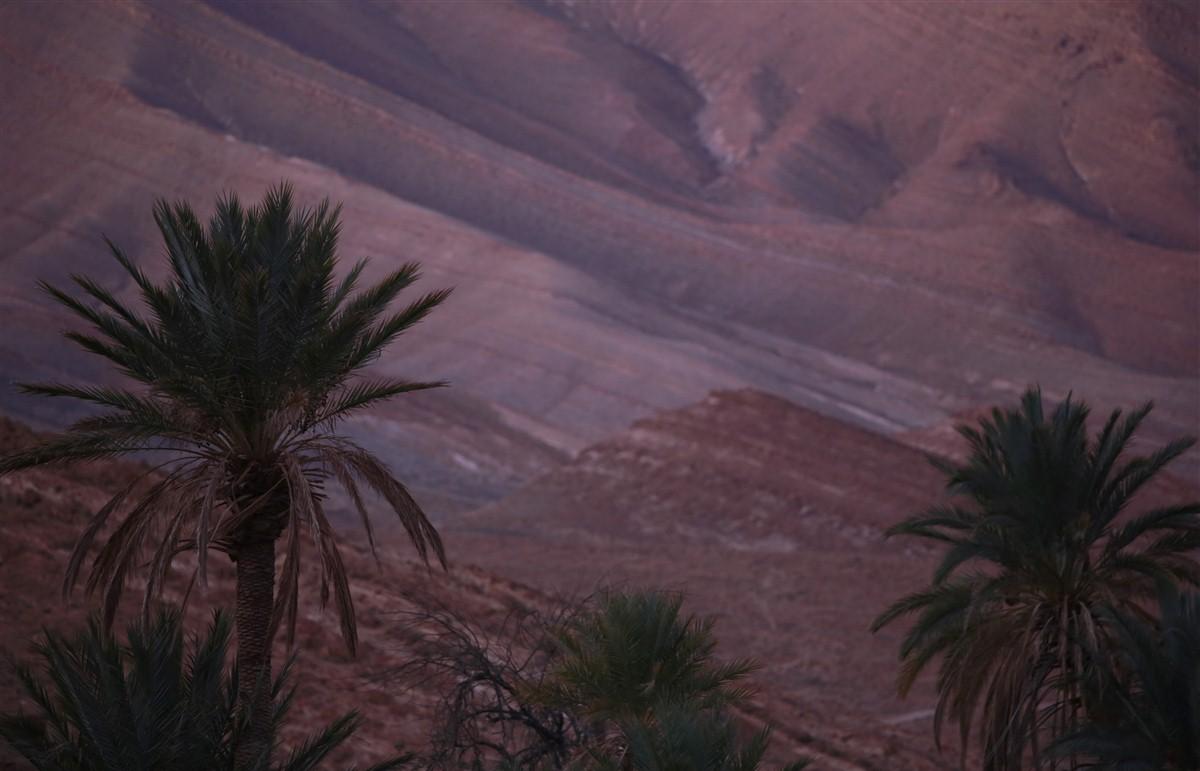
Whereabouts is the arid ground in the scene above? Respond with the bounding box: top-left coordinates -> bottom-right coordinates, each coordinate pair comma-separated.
0,1 -> 1196,767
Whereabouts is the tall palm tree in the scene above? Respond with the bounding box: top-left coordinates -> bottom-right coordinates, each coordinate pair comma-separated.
871,387 -> 1199,770
1051,587 -> 1200,770
0,184 -> 450,767
0,607 -> 412,770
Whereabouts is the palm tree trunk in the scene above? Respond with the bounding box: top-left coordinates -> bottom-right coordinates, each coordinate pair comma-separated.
234,535 -> 276,770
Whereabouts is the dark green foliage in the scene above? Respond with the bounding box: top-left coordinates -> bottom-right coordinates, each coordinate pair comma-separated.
541,590 -> 757,722
0,182 -> 450,649
0,608 -> 411,770
595,705 -> 790,771
545,590 -> 807,771
1051,588 -> 1200,770
872,387 -> 1199,770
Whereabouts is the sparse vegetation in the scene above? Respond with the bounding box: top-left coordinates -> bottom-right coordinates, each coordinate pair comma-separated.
387,589 -> 808,771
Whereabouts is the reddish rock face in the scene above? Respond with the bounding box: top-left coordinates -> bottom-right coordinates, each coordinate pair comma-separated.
0,1 -> 1196,766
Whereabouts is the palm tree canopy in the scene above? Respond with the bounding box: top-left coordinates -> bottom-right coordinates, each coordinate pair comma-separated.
540,590 -> 757,722
0,183 -> 451,650
871,387 -> 1199,769
0,607 -> 412,771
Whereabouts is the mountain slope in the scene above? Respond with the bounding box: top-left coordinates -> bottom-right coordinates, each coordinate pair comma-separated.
0,0 -> 1195,496
453,390 -> 954,767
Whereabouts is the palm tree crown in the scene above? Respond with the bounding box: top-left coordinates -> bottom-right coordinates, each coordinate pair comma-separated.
0,183 -> 451,766
542,590 -> 757,723
872,387 -> 1199,770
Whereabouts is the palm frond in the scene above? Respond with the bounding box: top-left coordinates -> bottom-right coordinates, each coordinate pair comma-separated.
312,378 -> 446,428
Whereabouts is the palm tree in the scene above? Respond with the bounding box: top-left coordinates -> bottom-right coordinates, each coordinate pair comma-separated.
0,184 -> 450,766
541,590 -> 756,724
0,607 -> 412,770
871,387 -> 1200,770
542,590 -> 807,771
1050,587 -> 1200,770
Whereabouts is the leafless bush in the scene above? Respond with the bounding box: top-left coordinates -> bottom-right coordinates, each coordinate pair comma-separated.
380,596 -> 593,770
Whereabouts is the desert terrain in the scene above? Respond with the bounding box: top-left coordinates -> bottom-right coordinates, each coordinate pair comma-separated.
0,0 -> 1196,767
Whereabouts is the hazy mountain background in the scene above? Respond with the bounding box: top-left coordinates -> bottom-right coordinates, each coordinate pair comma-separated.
0,1 -> 1196,765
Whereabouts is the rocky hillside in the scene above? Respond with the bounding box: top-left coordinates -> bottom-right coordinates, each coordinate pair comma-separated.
451,389 -> 956,767
451,388 -> 1199,769
0,395 -> 963,769
0,403 -> 941,769
0,0 -> 1196,511
3,381 -> 1196,768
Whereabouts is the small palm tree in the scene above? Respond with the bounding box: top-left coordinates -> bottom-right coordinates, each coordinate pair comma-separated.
543,590 -> 806,771
0,184 -> 450,766
872,387 -> 1199,770
1051,587 -> 1200,770
542,590 -> 756,723
0,607 -> 412,770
